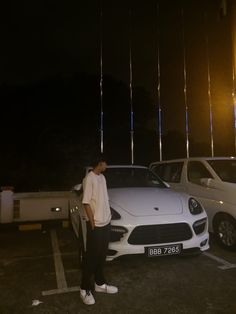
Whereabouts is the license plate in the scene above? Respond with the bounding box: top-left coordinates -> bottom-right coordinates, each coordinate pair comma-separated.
146,244 -> 182,257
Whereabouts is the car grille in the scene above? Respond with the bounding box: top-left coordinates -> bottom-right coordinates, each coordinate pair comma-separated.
128,223 -> 192,245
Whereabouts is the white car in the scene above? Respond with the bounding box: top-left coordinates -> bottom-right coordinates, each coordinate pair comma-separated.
150,157 -> 236,251
70,165 -> 209,261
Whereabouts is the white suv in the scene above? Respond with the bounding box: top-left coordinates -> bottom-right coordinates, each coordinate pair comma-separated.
150,157 -> 236,251
70,165 -> 209,261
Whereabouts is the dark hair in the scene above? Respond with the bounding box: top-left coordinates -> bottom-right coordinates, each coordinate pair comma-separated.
91,154 -> 107,168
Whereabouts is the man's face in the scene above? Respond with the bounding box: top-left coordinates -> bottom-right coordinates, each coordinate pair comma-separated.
99,161 -> 107,172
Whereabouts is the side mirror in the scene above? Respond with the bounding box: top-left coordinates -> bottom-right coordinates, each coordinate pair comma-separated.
200,178 -> 212,187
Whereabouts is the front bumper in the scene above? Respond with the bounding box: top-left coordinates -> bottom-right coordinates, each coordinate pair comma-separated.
107,222 -> 209,261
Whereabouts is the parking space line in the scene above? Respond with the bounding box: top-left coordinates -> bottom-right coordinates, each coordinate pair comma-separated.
203,252 -> 236,270
42,229 -> 80,296
42,286 -> 80,296
46,269 -> 79,276
50,229 -> 68,289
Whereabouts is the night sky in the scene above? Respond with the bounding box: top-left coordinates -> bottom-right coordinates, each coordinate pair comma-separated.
1,0 -> 235,191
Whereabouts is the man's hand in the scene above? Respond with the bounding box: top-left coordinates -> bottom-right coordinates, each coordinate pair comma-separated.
83,204 -> 95,229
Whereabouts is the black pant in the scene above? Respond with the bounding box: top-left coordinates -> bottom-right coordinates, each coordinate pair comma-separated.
81,222 -> 110,291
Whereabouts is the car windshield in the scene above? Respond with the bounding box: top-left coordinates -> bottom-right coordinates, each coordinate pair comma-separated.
104,167 -> 167,188
207,159 -> 236,183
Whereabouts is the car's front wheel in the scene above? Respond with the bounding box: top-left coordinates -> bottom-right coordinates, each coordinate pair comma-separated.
213,214 -> 236,251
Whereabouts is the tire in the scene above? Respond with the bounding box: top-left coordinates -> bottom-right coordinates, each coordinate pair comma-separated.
78,219 -> 85,267
213,214 -> 236,251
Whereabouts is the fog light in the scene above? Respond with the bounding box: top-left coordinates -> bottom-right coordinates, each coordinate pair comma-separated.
200,239 -> 208,247
193,218 -> 207,235
110,226 -> 128,242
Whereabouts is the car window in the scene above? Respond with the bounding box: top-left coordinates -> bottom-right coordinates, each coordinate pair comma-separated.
187,161 -> 213,184
151,164 -> 166,180
104,168 -> 167,189
153,162 -> 183,183
207,159 -> 236,183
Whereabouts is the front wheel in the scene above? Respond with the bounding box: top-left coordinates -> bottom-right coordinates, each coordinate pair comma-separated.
213,214 -> 236,251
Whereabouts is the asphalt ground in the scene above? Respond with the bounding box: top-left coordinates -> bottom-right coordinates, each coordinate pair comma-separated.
0,227 -> 236,314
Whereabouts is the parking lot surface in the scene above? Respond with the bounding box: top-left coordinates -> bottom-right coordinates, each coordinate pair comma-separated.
0,227 -> 236,314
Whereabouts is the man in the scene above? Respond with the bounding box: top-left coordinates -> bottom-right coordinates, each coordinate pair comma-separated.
80,155 -> 118,305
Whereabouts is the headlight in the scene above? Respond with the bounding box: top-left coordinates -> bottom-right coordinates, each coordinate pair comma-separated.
110,207 -> 121,220
188,198 -> 203,215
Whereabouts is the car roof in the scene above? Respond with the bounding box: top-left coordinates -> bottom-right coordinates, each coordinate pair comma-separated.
106,165 -> 148,169
150,156 -> 236,165
86,165 -> 148,172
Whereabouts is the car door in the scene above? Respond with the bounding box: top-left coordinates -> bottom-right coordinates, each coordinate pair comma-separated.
185,160 -> 221,228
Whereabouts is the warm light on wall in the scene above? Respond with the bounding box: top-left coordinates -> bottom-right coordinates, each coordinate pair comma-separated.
232,2 -> 236,152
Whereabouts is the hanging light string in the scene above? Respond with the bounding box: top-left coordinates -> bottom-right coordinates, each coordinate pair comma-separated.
204,10 -> 214,157
181,7 -> 190,158
232,65 -> 236,154
157,2 -> 162,161
129,9 -> 134,165
100,4 -> 104,154
232,18 -> 236,154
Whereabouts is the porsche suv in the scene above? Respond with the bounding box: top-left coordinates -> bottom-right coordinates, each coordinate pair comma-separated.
70,165 -> 209,261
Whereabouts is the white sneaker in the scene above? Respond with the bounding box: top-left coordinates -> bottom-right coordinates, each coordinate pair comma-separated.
80,289 -> 95,305
95,283 -> 118,294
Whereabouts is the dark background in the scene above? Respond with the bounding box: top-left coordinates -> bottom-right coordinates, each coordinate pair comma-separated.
0,0 -> 235,191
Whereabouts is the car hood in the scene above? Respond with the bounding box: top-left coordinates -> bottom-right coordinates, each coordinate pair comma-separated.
108,187 -> 184,216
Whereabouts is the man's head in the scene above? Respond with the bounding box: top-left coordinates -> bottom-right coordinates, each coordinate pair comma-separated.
91,154 -> 107,174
